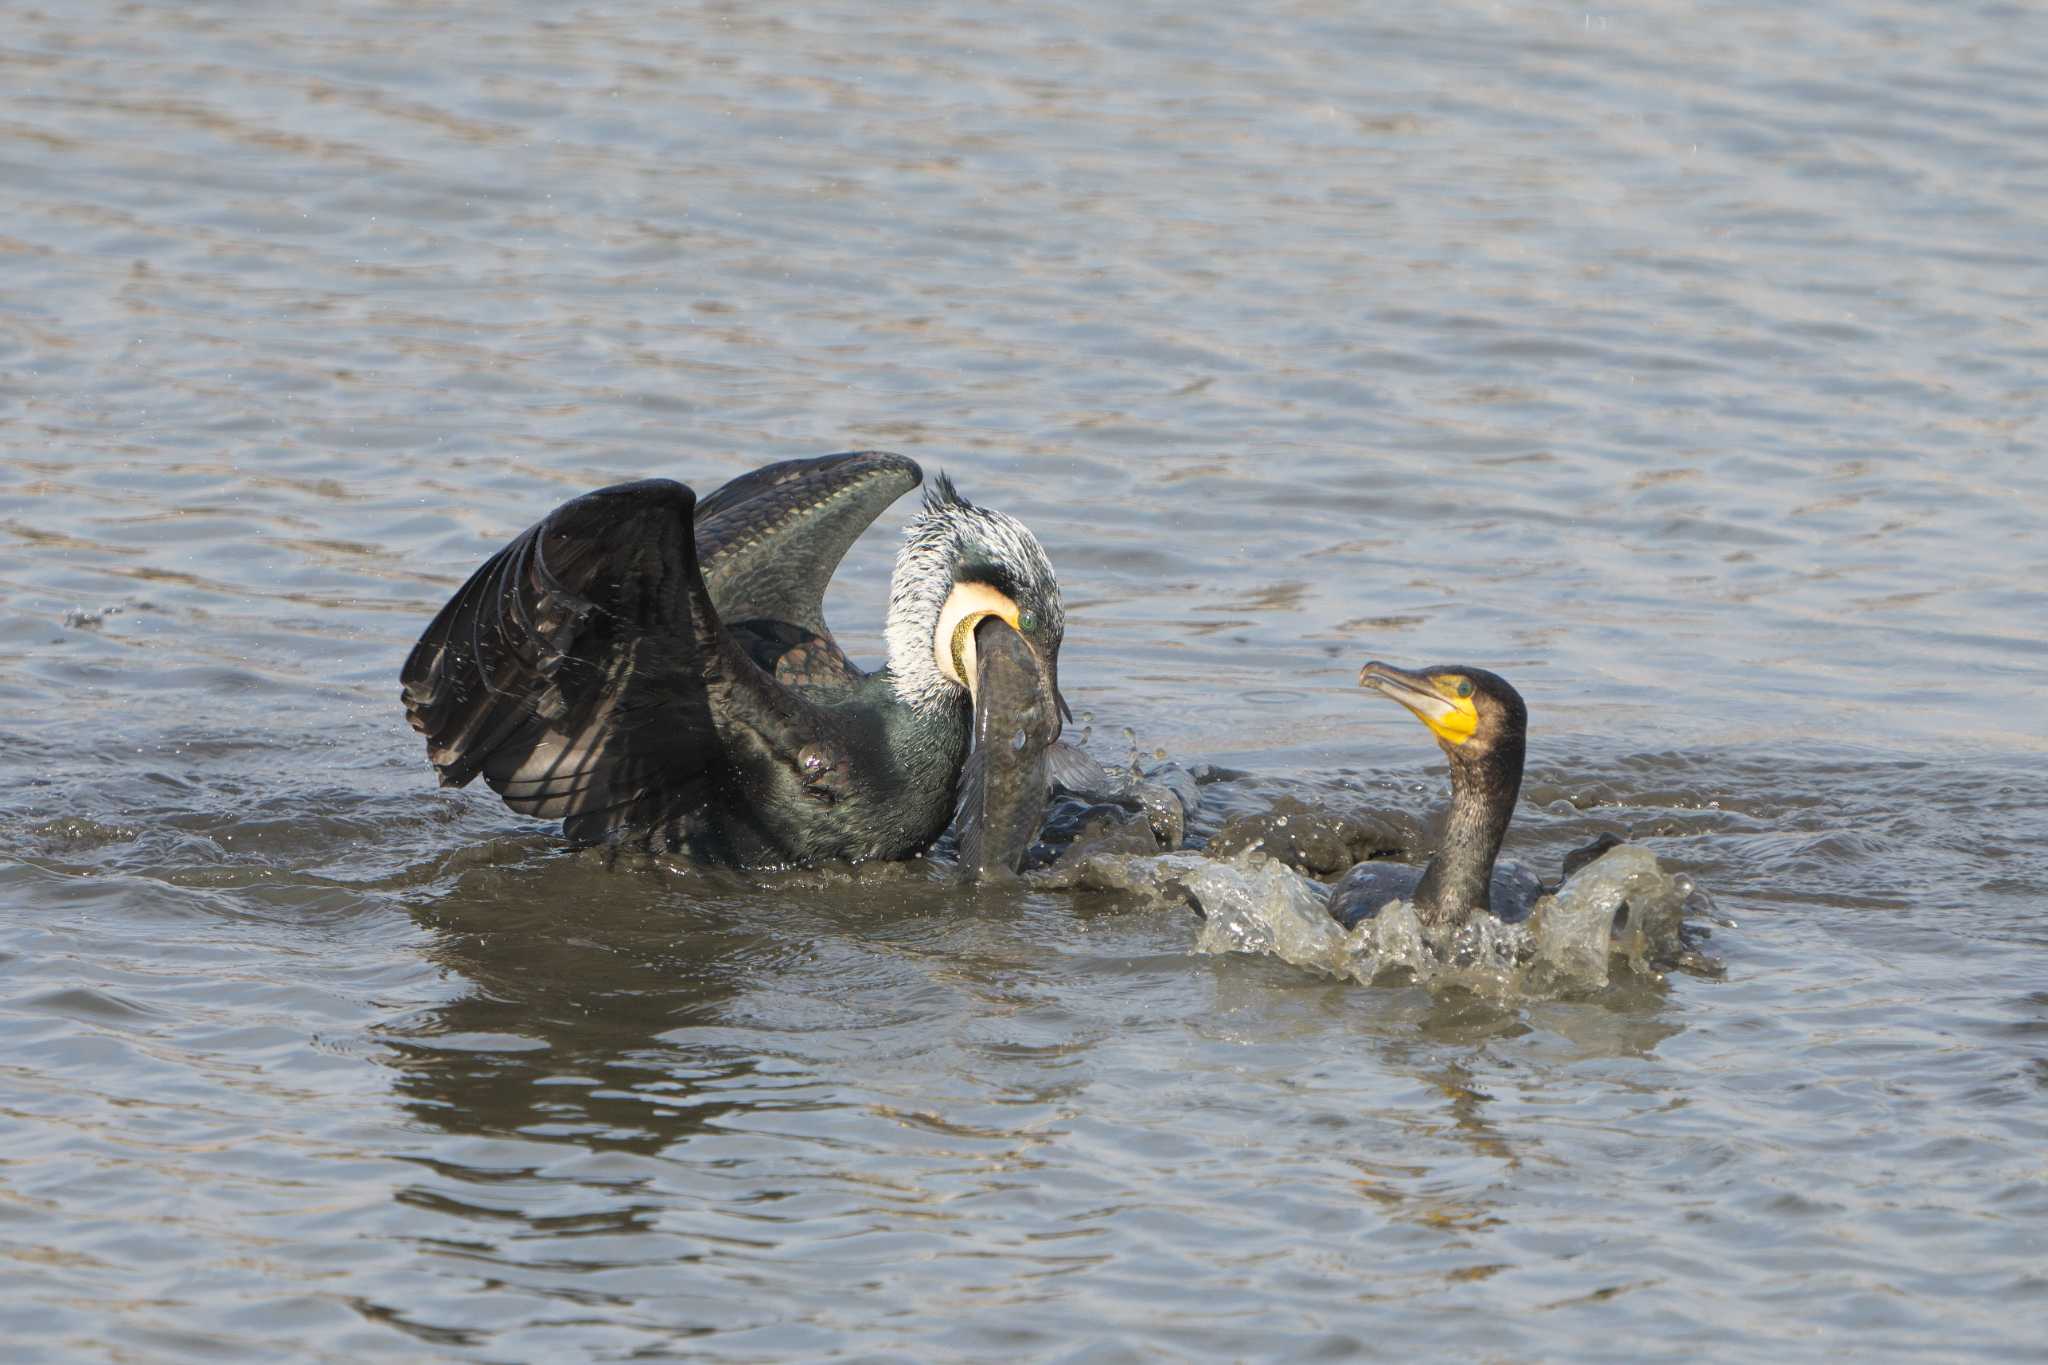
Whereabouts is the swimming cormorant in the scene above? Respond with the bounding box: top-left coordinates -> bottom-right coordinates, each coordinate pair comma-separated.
1326,661 -> 1538,931
400,451 -> 1070,868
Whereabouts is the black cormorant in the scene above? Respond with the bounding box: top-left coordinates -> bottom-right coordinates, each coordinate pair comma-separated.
1326,661 -> 1538,931
400,452 -> 1069,868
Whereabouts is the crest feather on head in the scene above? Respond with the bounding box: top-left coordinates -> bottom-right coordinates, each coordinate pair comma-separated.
925,471 -> 968,512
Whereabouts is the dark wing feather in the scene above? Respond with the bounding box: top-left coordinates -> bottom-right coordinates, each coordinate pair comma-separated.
694,451 -> 921,636
400,479 -> 727,840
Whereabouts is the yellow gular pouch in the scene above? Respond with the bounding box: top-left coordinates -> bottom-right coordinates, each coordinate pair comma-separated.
935,581 -> 1022,697
1418,675 -> 1481,747
1365,669 -> 1481,748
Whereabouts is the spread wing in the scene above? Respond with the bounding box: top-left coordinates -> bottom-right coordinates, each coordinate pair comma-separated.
402,479 -> 766,843
694,450 -> 921,637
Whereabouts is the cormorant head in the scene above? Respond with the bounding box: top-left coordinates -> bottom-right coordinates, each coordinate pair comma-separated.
886,474 -> 1067,722
1357,661 -> 1526,776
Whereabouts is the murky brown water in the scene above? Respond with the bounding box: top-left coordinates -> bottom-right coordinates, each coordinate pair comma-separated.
4,1 -> 2046,1359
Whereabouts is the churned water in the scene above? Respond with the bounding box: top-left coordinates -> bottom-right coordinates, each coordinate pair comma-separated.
3,1 -> 2046,1359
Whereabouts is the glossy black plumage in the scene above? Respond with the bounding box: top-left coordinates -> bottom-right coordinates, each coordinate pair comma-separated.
401,478 -> 723,841
400,452 -> 1050,867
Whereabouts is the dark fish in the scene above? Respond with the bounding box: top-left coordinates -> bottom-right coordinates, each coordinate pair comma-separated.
951,616 -> 1060,878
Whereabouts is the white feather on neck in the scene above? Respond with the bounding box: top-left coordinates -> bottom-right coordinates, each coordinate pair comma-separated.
884,514 -> 967,715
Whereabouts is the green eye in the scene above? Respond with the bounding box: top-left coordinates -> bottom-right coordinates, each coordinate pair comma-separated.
1455,679 -> 1473,699
1018,609 -> 1039,632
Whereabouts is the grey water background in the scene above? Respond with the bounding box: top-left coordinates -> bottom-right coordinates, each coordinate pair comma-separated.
3,0 -> 2045,1358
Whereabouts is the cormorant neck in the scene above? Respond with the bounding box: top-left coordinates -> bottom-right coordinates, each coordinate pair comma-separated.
883,550 -> 965,717
865,666 -> 972,767
867,665 -> 968,731
1411,734 -> 1523,928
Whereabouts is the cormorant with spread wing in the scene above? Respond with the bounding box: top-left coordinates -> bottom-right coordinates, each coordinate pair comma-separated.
400,451 -> 1068,867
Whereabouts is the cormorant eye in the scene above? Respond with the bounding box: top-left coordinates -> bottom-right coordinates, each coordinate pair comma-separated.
1455,679 -> 1473,699
1018,609 -> 1038,632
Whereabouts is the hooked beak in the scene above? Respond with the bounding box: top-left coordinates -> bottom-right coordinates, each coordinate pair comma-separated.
1358,660 -> 1475,748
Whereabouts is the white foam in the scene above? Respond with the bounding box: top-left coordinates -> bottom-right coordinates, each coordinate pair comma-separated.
1169,841 -> 1703,998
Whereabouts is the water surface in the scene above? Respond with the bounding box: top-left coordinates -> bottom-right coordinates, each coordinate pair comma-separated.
4,1 -> 2046,1359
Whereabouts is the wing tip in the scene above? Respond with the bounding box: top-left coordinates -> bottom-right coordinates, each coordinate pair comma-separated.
840,449 -> 924,495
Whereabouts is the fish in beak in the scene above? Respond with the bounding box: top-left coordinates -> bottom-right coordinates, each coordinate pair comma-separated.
951,616 -> 1061,878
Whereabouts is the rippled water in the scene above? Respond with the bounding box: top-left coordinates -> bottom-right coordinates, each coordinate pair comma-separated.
5,1 -> 2047,1358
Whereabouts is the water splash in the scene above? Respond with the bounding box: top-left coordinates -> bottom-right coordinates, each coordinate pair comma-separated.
1055,842 -> 1716,998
